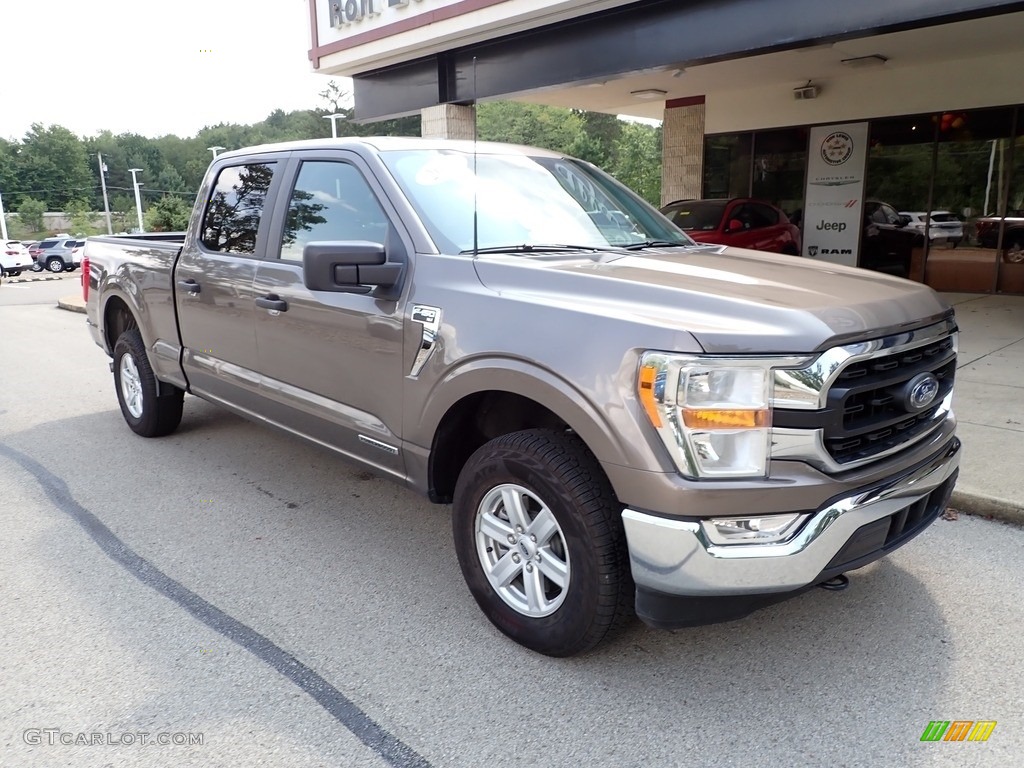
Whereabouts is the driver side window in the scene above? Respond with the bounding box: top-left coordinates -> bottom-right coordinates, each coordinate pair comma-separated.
280,161 -> 389,262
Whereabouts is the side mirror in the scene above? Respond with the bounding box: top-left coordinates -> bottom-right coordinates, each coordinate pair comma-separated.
302,241 -> 403,295
896,216 -> 910,228
727,219 -> 744,233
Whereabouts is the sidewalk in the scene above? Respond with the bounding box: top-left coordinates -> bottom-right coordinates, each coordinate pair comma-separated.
941,293 -> 1024,524
55,291 -> 1024,524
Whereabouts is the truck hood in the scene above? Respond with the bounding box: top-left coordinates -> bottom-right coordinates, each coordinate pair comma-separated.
472,245 -> 952,354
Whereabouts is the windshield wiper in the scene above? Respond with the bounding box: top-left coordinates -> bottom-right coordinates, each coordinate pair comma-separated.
621,240 -> 690,250
460,243 -> 616,255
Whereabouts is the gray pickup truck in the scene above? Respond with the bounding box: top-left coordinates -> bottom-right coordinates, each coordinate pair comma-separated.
84,137 -> 960,656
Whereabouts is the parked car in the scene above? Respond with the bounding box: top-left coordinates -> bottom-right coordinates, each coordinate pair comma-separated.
975,211 -> 1024,262
29,238 -> 78,273
860,200 -> 925,278
70,239 -> 87,266
660,198 -> 801,255
2,240 -> 33,278
899,210 -> 963,246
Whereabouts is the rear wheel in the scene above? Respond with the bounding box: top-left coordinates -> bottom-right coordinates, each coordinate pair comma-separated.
1004,238 -> 1024,263
452,429 -> 633,656
113,328 -> 184,437
31,261 -> 43,272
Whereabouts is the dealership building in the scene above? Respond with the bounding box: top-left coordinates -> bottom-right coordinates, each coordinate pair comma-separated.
306,0 -> 1024,294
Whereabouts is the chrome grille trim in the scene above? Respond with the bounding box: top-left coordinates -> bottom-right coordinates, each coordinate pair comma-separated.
771,317 -> 957,410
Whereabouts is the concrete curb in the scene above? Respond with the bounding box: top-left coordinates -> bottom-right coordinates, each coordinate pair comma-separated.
57,296 -> 86,314
951,490 -> 1024,527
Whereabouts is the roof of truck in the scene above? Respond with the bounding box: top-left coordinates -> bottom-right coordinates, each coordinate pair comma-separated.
215,136 -> 565,161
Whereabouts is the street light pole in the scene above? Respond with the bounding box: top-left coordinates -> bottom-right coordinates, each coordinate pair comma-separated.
207,146 -> 226,159
323,113 -> 345,138
98,153 -> 113,234
128,168 -> 145,233
0,190 -> 9,241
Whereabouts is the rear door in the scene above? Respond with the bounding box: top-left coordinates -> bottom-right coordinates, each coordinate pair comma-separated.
250,150 -> 409,479
175,156 -> 286,410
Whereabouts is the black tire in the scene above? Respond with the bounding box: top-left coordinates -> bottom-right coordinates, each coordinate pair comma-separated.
112,328 -> 184,437
46,257 -> 64,273
31,262 -> 43,272
1003,237 -> 1024,264
452,429 -> 633,656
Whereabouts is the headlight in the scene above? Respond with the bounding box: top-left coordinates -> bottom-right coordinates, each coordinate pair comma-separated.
638,353 -> 811,479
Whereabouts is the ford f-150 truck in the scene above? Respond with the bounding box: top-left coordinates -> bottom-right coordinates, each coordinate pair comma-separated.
84,137 -> 960,656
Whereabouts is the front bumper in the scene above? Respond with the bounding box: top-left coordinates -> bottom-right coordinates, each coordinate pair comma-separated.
622,436 -> 960,628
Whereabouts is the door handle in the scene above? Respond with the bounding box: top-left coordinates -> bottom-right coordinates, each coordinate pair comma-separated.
177,279 -> 200,294
255,294 -> 288,312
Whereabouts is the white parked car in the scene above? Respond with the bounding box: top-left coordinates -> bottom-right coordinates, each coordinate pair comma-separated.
1,240 -> 34,278
899,211 -> 963,246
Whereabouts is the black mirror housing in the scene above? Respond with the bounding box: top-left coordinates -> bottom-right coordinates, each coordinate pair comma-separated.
302,241 -> 402,295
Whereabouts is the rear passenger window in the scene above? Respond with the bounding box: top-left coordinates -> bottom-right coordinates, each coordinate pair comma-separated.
279,161 -> 389,262
201,163 -> 276,254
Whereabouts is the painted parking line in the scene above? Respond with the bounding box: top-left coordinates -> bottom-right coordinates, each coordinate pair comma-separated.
6,275 -> 71,283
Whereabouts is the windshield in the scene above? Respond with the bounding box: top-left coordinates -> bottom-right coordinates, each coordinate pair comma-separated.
662,201 -> 727,231
380,149 -> 692,253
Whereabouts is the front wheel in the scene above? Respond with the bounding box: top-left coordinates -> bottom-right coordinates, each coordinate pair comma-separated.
113,328 -> 184,437
46,257 -> 64,273
452,429 -> 633,656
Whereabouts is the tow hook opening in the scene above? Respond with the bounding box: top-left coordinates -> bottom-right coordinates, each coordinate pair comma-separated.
818,574 -> 850,591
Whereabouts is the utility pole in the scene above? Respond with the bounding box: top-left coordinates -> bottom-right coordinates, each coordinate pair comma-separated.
0,190 -> 8,241
128,168 -> 145,233
98,153 -> 113,234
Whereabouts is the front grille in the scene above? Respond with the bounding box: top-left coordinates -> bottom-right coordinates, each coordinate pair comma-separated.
823,336 -> 956,464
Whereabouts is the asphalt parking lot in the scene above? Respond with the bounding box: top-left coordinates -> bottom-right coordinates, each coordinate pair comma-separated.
1,283 -> 1022,767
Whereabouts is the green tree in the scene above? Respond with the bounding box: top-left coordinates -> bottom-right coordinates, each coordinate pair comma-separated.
144,195 -> 191,232
110,193 -> 137,233
476,102 -> 581,153
156,166 -> 187,194
14,124 -> 94,209
17,197 -> 46,233
609,122 -> 662,205
67,198 -> 100,236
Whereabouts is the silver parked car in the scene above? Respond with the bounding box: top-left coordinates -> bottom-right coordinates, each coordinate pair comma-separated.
29,238 -> 78,273
899,211 -> 963,246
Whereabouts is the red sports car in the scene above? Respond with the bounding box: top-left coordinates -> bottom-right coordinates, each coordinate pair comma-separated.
660,198 -> 801,255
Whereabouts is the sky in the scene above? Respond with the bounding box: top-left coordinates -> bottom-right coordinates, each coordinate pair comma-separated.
0,0 -> 344,141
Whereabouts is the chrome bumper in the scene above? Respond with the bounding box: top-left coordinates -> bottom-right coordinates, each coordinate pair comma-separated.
622,438 -> 960,597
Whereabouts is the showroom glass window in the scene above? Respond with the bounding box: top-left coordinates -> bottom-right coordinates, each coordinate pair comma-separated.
703,133 -> 752,199
751,127 -> 808,224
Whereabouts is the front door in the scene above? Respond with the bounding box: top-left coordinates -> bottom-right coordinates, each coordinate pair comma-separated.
251,153 -> 408,479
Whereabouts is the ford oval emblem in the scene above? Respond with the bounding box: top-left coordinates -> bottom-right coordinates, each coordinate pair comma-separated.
904,372 -> 940,413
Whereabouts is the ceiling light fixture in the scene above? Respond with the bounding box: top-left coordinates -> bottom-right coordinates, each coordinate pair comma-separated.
630,88 -> 668,100
840,54 -> 888,68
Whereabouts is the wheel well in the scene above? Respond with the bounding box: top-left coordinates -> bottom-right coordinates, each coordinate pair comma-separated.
103,297 -> 138,352
429,391 -> 572,503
